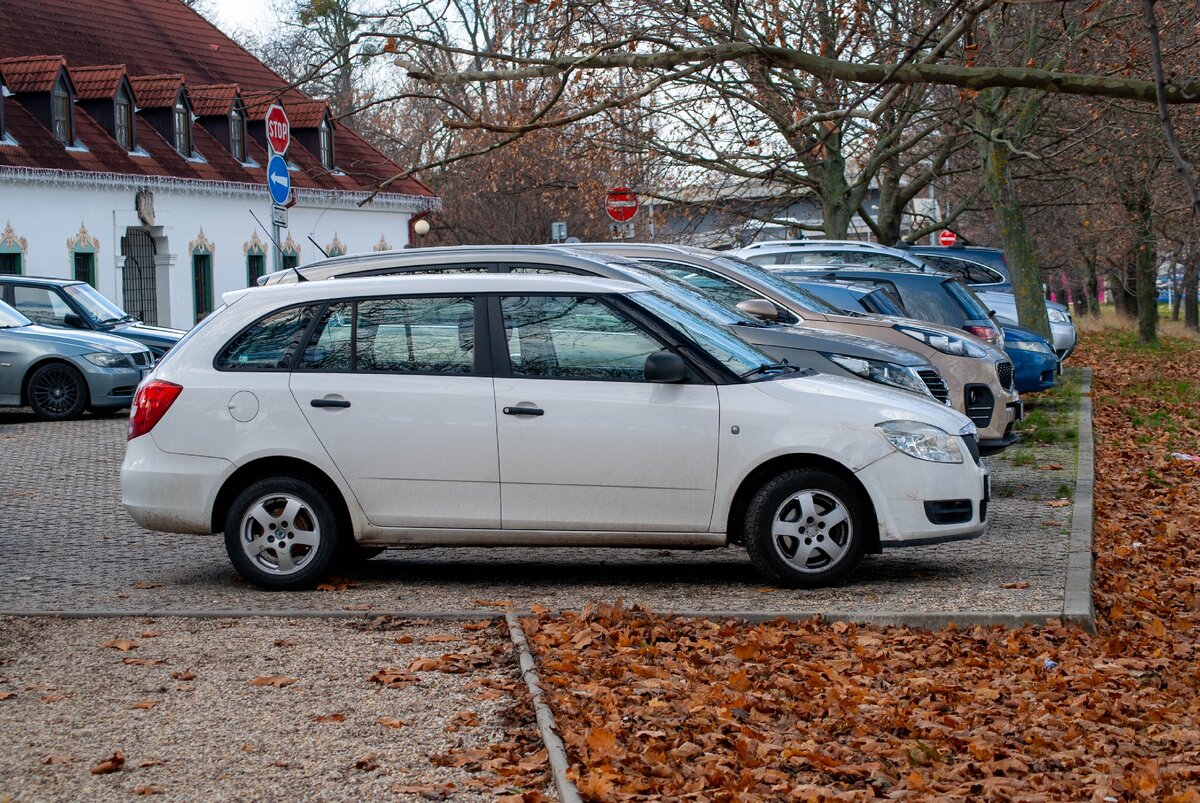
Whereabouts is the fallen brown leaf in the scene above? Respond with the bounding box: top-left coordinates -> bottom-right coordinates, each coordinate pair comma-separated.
140,631 -> 161,638
130,582 -> 162,590
170,670 -> 196,681
312,713 -> 345,723
123,658 -> 167,667
473,599 -> 514,609
90,751 -> 125,775
394,635 -> 414,644
1038,463 -> 1065,470
354,752 -> 379,771
378,717 -> 406,728
42,754 -> 72,764
461,621 -> 492,631
1001,581 -> 1032,589
100,639 -> 138,651
132,786 -> 164,796
369,668 -> 419,688
250,676 -> 298,688
40,693 -> 68,703
0,691 -> 15,701
131,700 -> 157,710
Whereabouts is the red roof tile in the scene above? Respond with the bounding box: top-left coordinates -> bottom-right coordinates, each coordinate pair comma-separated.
128,74 -> 184,108
0,0 -> 434,199
0,55 -> 67,93
68,64 -> 127,100
190,84 -> 239,117
286,99 -> 328,129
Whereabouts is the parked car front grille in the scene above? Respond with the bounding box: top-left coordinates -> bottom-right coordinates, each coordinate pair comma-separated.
918,369 -> 950,404
997,361 -> 1014,391
131,351 -> 152,368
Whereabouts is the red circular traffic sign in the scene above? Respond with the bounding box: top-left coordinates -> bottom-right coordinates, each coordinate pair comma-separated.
605,187 -> 639,222
265,104 -> 291,155
938,230 -> 958,247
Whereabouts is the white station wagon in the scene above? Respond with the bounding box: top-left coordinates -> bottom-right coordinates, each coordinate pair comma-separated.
122,274 -> 989,590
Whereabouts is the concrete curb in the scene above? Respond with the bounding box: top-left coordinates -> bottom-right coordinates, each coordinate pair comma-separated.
505,612 -> 583,803
1063,367 -> 1097,633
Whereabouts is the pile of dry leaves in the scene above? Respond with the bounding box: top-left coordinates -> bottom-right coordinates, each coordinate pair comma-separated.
524,332 -> 1200,801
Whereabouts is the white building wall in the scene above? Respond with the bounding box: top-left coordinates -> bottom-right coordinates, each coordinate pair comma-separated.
0,173 -> 429,330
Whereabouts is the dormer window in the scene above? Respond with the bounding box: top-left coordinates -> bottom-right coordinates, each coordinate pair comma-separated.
115,85 -> 133,151
319,118 -> 333,169
230,107 -> 245,161
52,76 -> 72,145
174,99 -> 191,156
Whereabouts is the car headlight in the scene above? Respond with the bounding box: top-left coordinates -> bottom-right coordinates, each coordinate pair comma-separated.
876,420 -> 964,463
1047,308 -> 1069,323
83,352 -> 134,368
894,325 -> 988,358
824,354 -> 932,398
1006,340 -> 1056,355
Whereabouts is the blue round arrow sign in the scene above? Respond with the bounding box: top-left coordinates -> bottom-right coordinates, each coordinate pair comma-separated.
266,154 -> 291,206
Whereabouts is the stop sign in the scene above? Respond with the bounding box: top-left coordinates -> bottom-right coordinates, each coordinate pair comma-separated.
265,104 -> 290,155
938,230 -> 958,247
605,187 -> 639,222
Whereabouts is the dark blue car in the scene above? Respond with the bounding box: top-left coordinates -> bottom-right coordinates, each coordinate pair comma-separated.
996,318 -> 1058,393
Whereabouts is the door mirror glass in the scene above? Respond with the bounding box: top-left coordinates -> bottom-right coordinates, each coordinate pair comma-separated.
736,298 -> 780,321
644,350 -> 688,383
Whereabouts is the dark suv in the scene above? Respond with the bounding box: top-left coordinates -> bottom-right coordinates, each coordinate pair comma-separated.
903,245 -> 1011,290
0,276 -> 184,359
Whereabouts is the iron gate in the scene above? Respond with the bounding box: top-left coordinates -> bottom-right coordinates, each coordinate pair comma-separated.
121,228 -> 158,326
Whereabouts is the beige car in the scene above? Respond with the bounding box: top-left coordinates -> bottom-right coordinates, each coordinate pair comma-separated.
565,243 -> 1021,454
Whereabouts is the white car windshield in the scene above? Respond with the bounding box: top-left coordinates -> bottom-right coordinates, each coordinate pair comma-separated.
0,300 -> 32,328
630,291 -> 787,380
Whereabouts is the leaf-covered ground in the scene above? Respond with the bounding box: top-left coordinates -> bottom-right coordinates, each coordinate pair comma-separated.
524,331 -> 1200,801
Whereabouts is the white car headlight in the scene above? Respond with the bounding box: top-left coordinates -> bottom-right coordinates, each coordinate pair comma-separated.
1007,340 -> 1055,355
824,354 -> 932,398
1047,308 -> 1069,323
894,325 -> 988,358
876,420 -> 964,463
83,352 -> 134,368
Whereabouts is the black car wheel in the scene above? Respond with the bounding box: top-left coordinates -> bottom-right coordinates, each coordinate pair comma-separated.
26,363 -> 88,421
224,476 -> 339,590
743,468 -> 869,588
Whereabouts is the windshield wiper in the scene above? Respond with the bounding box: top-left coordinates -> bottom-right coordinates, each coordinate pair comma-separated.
738,362 -> 798,380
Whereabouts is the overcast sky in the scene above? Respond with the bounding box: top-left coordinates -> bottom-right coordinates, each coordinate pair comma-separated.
204,0 -> 277,38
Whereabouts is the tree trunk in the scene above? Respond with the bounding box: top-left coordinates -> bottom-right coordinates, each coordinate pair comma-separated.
1086,258 -> 1101,317
1132,197 -> 1158,344
1184,259 -> 1199,330
1069,271 -> 1088,318
978,133 -> 1051,340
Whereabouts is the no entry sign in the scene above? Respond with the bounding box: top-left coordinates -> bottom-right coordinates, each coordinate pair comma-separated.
605,187 -> 639,222
938,230 -> 958,247
265,104 -> 290,155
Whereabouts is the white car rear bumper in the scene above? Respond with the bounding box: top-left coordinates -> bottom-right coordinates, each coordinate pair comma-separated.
122,434 -> 230,534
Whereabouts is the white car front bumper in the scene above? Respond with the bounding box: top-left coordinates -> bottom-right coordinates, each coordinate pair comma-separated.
855,450 -> 989,547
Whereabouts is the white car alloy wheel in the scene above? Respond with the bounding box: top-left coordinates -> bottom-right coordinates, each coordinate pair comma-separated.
744,468 -> 868,587
224,477 -> 338,590
770,488 -> 853,573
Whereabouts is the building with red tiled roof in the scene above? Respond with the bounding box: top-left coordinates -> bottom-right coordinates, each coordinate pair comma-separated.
0,0 -> 438,328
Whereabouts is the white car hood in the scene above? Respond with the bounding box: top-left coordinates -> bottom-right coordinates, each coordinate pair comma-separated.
755,372 -> 974,434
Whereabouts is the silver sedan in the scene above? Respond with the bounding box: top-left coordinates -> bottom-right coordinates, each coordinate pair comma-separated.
0,300 -> 153,420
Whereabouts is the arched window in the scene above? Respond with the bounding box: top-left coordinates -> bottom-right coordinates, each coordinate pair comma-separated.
230,107 -> 246,162
281,234 -> 300,269
244,232 -> 266,286
0,220 -> 27,275
68,223 -> 100,287
115,85 -> 133,151
174,98 -> 191,156
318,118 -> 333,169
190,230 -> 214,322
52,76 -> 73,145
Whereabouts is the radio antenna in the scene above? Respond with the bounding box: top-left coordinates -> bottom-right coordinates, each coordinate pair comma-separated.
249,208 -> 306,282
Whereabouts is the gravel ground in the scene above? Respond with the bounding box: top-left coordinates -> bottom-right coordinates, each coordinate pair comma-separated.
0,399 -> 1078,618
0,616 -> 543,802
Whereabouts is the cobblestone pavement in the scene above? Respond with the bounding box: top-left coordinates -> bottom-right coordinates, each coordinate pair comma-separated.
0,404 -> 1079,619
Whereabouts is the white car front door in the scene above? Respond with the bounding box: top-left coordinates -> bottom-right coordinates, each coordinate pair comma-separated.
289,295 -> 501,529
493,294 -> 720,532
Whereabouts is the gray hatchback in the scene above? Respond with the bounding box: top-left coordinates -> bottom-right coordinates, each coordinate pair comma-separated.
0,300 -> 153,420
